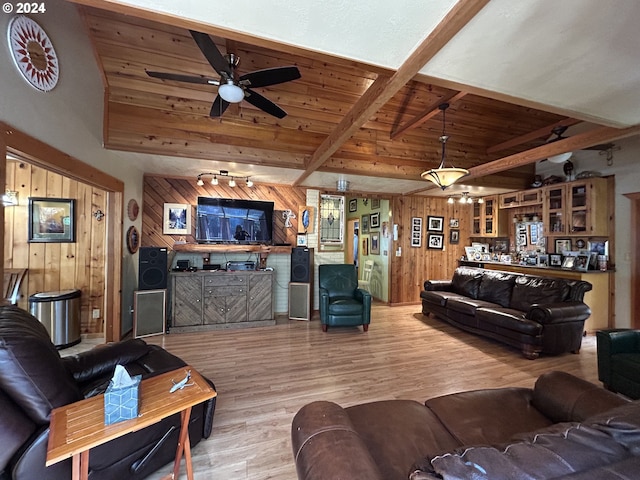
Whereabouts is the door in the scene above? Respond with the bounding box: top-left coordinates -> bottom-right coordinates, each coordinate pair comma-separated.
346,218 -> 359,267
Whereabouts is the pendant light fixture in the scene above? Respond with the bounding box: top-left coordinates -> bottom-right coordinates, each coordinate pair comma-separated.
421,103 -> 469,190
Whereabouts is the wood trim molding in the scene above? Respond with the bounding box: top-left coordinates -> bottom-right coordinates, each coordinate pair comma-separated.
390,91 -> 467,140
486,118 -> 582,154
624,191 -> 640,329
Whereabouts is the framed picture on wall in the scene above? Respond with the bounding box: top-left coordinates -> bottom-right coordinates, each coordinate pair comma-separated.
361,214 -> 369,234
427,215 -> 444,232
428,233 -> 444,249
28,197 -> 76,243
163,203 -> 191,235
411,217 -> 422,247
370,212 -> 380,229
555,238 -> 572,254
349,198 -> 357,212
449,229 -> 460,244
371,198 -> 381,210
371,233 -> 380,254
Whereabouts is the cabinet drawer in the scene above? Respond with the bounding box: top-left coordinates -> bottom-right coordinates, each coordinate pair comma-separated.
204,275 -> 246,286
205,286 -> 245,297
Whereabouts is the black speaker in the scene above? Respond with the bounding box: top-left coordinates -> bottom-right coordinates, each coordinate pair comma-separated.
139,247 -> 168,290
291,247 -> 313,283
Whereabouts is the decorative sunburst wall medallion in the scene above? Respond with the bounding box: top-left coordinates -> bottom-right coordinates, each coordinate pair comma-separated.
7,16 -> 59,92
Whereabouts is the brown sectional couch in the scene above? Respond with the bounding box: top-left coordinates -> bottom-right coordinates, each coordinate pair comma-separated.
291,371 -> 637,480
420,266 -> 592,358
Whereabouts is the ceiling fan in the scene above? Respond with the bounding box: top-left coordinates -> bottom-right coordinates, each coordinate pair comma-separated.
146,30 -> 301,119
544,125 -> 615,163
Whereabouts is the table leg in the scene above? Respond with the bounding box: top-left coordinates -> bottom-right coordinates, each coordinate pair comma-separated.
170,406 -> 194,480
72,451 -> 89,480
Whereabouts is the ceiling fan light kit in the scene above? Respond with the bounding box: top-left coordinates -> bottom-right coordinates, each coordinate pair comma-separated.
421,103 -> 469,190
547,151 -> 573,164
218,81 -> 244,103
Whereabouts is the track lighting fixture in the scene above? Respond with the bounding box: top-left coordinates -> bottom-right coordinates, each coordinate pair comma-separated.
447,192 -> 480,204
195,170 -> 253,188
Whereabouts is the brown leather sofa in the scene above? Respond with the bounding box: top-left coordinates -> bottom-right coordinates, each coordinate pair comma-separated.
291,371 -> 636,480
420,266 -> 592,358
0,304 -> 216,480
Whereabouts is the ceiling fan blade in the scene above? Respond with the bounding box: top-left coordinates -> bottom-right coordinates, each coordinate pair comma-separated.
209,95 -> 230,117
239,66 -> 301,88
146,70 -> 219,85
189,30 -> 232,78
583,143 -> 615,151
244,89 -> 287,118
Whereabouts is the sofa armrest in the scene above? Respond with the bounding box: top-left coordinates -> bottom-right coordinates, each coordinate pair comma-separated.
597,329 -> 640,355
62,339 -> 151,384
532,371 -> 628,423
291,401 -> 384,480
526,302 -> 591,324
424,280 -> 452,291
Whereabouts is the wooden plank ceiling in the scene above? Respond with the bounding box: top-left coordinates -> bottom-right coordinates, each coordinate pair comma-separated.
78,4 -> 627,195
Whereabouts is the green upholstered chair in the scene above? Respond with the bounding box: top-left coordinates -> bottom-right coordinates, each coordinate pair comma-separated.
596,328 -> 640,400
319,264 -> 372,332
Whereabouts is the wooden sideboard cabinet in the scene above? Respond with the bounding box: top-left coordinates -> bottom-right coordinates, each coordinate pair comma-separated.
170,271 -> 274,331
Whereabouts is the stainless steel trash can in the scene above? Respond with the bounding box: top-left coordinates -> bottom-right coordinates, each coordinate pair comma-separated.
29,289 -> 81,349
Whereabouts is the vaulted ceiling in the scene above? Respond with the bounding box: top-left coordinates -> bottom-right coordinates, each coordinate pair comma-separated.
70,0 -> 640,197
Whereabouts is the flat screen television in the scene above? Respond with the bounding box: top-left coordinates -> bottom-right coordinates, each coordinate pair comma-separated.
196,197 -> 274,244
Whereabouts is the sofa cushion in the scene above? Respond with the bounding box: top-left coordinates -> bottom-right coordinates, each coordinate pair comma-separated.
510,276 -> 570,312
420,290 -> 465,307
0,305 -> 81,425
451,267 -> 484,298
446,298 -> 500,316
475,307 -> 542,336
477,270 -> 518,308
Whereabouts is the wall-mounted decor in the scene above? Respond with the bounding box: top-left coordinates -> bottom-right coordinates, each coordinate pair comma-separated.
370,212 -> 380,229
449,229 -> 460,244
555,238 -> 572,254
349,198 -> 357,212
126,226 -> 140,254
298,206 -> 315,233
163,203 -> 191,235
296,233 -> 308,246
371,198 -> 380,210
411,217 -> 422,247
319,194 -> 344,245
427,215 -> 444,232
362,237 -> 369,256
428,233 -> 444,249
361,214 -> 369,234
127,199 -> 139,221
28,197 -> 75,243
449,218 -> 459,228
371,233 -> 380,254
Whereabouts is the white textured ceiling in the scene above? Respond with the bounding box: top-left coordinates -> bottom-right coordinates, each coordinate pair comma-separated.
105,0 -> 640,193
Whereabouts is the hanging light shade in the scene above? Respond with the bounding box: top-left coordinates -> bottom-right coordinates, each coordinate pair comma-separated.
421,103 -> 469,190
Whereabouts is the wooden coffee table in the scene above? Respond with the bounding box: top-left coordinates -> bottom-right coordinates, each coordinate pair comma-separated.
47,367 -> 216,480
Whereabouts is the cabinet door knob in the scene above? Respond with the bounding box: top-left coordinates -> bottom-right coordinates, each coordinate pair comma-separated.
208,290 -> 212,294
196,299 -> 200,303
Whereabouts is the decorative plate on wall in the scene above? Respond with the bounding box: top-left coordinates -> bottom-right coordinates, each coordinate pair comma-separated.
127,199 -> 139,221
126,226 -> 140,254
7,16 -> 59,92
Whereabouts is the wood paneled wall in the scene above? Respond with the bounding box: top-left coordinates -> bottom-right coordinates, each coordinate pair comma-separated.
389,195 -> 471,305
141,176 -> 308,248
4,160 -> 107,334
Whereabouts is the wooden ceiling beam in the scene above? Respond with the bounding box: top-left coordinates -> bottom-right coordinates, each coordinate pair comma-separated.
390,91 -> 467,140
486,118 -> 582,154
292,0 -> 490,186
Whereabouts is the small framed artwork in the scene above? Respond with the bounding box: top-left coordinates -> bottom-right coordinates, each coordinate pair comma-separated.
28,197 -> 76,243
449,229 -> 460,244
562,256 -> 575,269
538,254 -> 549,267
297,233 -> 308,246
349,198 -> 357,212
361,214 -> 369,234
370,212 -> 380,229
555,238 -> 572,254
411,217 -> 422,248
449,218 -> 459,228
550,254 -> 563,266
362,237 -> 369,256
517,233 -> 527,247
163,203 -> 191,235
481,253 -> 492,262
464,246 -> 477,260
574,254 -> 590,271
499,254 -> 512,264
371,198 -> 380,210
494,239 -> 508,253
427,215 -> 444,232
428,233 -> 444,249
371,233 -> 380,254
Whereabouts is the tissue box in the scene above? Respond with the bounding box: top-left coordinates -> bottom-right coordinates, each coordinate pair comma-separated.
104,374 -> 142,425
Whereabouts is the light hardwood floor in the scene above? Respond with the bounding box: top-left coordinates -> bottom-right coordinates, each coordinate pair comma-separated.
122,305 -> 599,479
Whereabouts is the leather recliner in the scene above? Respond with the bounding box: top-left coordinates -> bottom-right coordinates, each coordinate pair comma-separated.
319,264 -> 372,332
0,304 -> 216,480
597,328 -> 640,399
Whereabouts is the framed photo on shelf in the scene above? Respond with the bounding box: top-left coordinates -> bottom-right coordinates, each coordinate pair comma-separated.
574,253 -> 590,271
349,198 -> 357,212
464,246 -> 477,260
427,215 -> 444,232
555,238 -> 572,254
550,254 -> 563,266
371,233 -> 380,254
370,212 -> 380,229
561,256 -> 575,269
428,233 -> 444,249
28,197 -> 76,243
538,254 -> 549,267
163,203 -> 191,235
411,217 -> 422,247
449,229 -> 460,244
